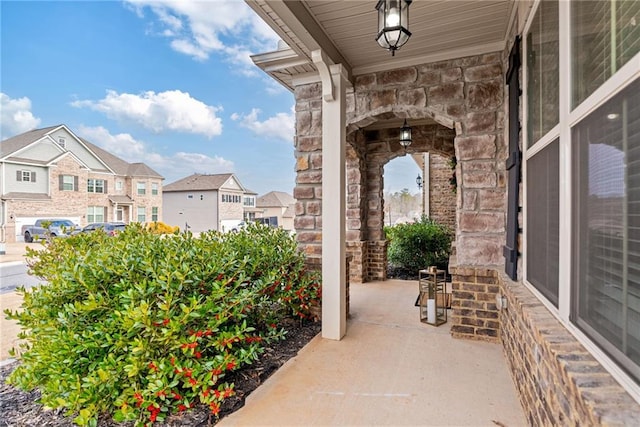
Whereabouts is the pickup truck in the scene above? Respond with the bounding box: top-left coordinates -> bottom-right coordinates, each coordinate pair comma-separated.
22,219 -> 78,242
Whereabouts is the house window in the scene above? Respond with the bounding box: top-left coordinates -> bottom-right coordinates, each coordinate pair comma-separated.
527,139 -> 560,306
57,137 -> 66,148
137,182 -> 146,195
59,175 -> 77,191
87,179 -> 106,193
17,170 -> 36,182
151,207 -> 158,222
526,0 -> 559,147
137,207 -> 146,223
571,0 -> 640,107
244,196 -> 255,207
152,182 -> 158,195
572,78 -> 640,383
116,180 -> 123,191
87,206 -> 106,223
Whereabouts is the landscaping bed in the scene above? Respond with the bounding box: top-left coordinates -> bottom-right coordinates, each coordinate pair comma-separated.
0,319 -> 321,426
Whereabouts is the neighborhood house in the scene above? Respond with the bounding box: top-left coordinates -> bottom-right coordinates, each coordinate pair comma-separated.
162,173 -> 258,233
0,124 -> 163,242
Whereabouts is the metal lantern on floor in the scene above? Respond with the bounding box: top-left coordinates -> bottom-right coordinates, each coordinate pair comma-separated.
418,267 -> 447,326
375,0 -> 413,56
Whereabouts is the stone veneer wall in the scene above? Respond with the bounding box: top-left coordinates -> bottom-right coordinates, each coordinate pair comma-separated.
498,271 -> 640,425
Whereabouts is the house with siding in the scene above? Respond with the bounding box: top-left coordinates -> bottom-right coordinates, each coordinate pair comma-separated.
256,190 -> 296,231
163,173 -> 256,233
0,124 -> 163,242
247,0 -> 640,423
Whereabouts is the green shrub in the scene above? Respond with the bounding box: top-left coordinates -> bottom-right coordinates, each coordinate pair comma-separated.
385,216 -> 453,273
5,223 -> 320,426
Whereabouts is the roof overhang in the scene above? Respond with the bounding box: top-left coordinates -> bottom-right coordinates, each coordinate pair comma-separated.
247,0 -> 517,92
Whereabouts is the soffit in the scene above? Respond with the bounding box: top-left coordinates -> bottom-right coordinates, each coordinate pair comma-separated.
248,0 -> 515,89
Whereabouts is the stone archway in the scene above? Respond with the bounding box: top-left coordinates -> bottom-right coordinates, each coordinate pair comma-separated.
294,53 -> 505,267
344,111 -> 456,283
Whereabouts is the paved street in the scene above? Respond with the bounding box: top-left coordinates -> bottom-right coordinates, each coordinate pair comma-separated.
0,262 -> 41,294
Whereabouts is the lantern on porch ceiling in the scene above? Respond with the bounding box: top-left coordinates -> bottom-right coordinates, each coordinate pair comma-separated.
416,174 -> 423,189
375,0 -> 412,56
399,119 -> 412,148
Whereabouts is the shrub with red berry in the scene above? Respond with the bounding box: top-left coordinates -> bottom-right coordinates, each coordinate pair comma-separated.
6,223 -> 321,426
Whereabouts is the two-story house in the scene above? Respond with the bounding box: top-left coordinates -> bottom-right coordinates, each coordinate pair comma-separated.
163,173 -> 256,233
0,124 -> 163,242
256,191 -> 295,232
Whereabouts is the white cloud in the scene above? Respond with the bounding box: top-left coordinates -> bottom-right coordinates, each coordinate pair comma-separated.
231,107 -> 294,142
0,93 -> 41,138
72,90 -> 222,138
77,125 -> 234,182
124,0 -> 280,72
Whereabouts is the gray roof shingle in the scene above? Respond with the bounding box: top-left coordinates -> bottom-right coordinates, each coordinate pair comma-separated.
1,125 -> 162,179
257,191 -> 295,208
163,173 -> 234,192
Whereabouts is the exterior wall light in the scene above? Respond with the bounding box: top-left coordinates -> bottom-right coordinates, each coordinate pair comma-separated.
375,0 -> 412,56
399,119 -> 412,148
416,174 -> 423,189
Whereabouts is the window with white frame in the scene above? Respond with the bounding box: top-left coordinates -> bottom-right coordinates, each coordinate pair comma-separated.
244,196 -> 255,207
525,0 -> 560,303
523,0 -> 640,389
572,79 -> 640,384
137,207 -> 146,222
152,182 -> 158,195
137,182 -> 146,195
152,207 -> 158,222
116,180 -> 123,191
87,179 -> 106,193
526,0 -> 559,147
87,206 -> 106,223
571,1 -> 640,108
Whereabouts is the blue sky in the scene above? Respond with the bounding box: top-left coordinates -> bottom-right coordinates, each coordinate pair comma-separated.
1,0 -> 420,196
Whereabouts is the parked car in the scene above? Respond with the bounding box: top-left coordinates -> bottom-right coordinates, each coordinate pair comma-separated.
22,219 -> 78,242
78,222 -> 126,236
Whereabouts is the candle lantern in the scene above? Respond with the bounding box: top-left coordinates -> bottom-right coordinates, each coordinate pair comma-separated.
418,267 -> 447,325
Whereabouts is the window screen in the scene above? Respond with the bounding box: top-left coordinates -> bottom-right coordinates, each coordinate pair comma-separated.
572,78 -> 640,382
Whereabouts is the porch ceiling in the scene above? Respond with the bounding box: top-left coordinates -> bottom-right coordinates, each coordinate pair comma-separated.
247,0 -> 515,90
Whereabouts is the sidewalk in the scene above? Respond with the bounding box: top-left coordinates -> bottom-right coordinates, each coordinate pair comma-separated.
0,242 -> 42,361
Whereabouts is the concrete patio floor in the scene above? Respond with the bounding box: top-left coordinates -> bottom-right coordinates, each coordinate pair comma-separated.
220,279 -> 526,426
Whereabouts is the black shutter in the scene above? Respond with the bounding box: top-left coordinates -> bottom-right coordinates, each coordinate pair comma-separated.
31,172 -> 36,183
16,171 -> 22,181
59,175 -> 64,190
504,36 -> 522,280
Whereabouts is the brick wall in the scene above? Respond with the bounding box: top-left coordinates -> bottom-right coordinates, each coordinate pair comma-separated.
428,153 -> 456,230
498,272 -> 640,425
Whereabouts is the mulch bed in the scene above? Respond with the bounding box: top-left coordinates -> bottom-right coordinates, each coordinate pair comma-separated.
0,320 -> 321,427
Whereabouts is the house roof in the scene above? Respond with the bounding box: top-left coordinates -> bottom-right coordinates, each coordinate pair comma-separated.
257,191 -> 295,208
108,195 -> 134,205
0,126 -> 59,158
163,173 -> 235,192
1,125 -> 162,179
